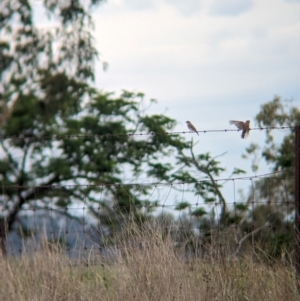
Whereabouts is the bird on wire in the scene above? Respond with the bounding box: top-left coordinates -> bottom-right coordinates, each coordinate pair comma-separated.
186,121 -> 199,136
229,120 -> 251,139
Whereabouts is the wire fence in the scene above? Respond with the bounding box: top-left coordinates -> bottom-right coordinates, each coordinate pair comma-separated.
1,170 -> 295,260
0,126 -> 296,260
0,125 -> 294,141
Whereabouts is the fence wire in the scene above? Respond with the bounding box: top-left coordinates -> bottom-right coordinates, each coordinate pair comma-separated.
0,126 -> 296,259
0,125 -> 294,141
1,169 -> 295,259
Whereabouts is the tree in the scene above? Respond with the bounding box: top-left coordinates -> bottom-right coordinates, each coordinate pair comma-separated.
0,0 -> 190,255
0,0 -> 104,255
236,96 -> 300,259
165,98 -> 300,259
243,96 -> 299,210
172,140 -> 246,226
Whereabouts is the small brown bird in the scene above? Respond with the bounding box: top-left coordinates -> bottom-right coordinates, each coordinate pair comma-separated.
229,120 -> 251,139
186,121 -> 199,136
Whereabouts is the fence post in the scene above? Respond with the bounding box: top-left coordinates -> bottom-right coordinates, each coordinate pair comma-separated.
295,125 -> 300,290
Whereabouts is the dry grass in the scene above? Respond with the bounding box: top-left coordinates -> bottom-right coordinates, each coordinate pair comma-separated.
0,223 -> 299,301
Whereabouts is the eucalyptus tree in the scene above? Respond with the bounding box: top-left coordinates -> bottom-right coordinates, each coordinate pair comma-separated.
0,0 -> 190,255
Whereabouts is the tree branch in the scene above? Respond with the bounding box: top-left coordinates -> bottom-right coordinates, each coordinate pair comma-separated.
189,143 -> 227,224
6,175 -> 60,231
0,140 -> 19,176
233,222 -> 270,258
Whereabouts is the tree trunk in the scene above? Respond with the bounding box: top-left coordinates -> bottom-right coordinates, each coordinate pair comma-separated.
0,177 -> 60,256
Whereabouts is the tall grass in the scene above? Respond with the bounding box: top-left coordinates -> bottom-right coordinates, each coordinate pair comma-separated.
0,221 -> 299,301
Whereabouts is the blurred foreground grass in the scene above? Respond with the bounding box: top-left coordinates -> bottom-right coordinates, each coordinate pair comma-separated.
0,223 -> 299,301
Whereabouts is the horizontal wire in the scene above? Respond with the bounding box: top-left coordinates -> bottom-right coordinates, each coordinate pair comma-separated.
0,126 -> 294,141
0,168 -> 294,190
2,198 -> 293,210
2,200 -> 291,212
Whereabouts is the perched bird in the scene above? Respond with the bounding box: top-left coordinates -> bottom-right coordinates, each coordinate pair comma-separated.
186,121 -> 199,136
229,120 -> 251,139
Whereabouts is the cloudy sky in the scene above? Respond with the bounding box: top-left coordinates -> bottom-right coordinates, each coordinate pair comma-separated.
94,0 -> 300,108
92,0 -> 300,179
28,0 -> 300,196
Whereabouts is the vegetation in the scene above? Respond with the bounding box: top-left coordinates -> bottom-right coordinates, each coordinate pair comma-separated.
239,97 -> 300,259
0,1 -> 299,264
0,1 -> 299,299
0,223 -> 299,301
0,0 -> 189,254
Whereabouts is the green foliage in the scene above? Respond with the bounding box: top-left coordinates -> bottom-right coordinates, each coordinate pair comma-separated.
191,207 -> 207,217
0,2 -> 297,262
172,146 -> 245,226
229,96 -> 300,259
0,0 -> 191,249
232,168 -> 246,175
245,96 -> 300,172
175,202 -> 190,211
235,203 -> 248,212
173,96 -> 299,259
243,96 -> 298,210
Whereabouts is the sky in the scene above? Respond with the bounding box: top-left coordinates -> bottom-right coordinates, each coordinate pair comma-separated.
93,0 -> 300,102
92,0 -> 300,179
20,0 -> 300,206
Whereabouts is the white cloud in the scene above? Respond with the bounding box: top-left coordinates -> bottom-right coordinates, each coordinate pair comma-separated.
210,0 -> 253,16
163,0 -> 202,16
94,0 -> 300,121
123,0 -> 156,11
284,0 -> 300,3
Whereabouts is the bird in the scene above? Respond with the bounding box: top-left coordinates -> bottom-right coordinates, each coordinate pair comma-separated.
229,120 -> 251,139
186,121 -> 199,136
